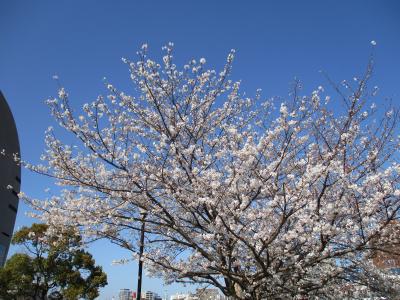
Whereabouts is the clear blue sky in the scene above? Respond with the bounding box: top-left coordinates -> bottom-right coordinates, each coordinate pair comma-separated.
1,1 -> 399,299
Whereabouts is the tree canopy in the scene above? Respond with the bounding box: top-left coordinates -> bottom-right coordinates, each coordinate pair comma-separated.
24,44 -> 400,299
0,223 -> 107,300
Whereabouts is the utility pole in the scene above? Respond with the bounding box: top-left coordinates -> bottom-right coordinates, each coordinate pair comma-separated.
137,210 -> 147,300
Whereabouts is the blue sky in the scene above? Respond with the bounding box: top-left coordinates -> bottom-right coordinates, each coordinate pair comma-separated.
1,1 -> 399,299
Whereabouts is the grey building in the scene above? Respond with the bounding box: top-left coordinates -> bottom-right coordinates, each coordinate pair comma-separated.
0,91 -> 21,266
144,291 -> 162,300
119,289 -> 133,300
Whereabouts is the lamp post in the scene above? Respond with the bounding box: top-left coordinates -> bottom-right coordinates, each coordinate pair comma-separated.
136,210 -> 147,300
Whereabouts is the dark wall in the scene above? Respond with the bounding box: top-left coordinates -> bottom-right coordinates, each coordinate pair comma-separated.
0,91 -> 21,266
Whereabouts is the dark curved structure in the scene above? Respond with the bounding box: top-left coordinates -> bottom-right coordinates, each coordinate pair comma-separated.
0,91 -> 21,266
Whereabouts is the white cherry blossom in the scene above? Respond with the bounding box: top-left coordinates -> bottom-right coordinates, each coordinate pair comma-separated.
23,44 -> 400,299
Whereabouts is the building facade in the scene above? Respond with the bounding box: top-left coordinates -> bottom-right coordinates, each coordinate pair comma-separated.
144,291 -> 162,300
119,289 -> 133,300
0,91 -> 21,266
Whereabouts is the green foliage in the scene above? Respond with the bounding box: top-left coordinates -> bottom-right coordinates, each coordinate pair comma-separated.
0,223 -> 107,300
0,253 -> 37,299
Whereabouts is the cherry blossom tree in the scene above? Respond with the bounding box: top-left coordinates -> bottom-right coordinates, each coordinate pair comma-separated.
24,44 -> 400,299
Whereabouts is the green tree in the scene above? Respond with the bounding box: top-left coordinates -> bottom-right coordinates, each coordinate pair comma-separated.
0,253 -> 37,299
0,223 -> 107,300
